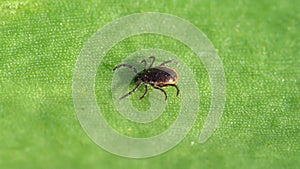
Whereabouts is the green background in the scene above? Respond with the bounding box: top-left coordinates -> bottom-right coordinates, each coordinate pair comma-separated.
1,0 -> 299,168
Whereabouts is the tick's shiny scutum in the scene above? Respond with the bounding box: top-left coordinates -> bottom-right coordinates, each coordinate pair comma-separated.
134,66 -> 179,85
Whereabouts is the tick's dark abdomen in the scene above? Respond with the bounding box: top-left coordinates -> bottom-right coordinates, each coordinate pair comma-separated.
134,66 -> 178,85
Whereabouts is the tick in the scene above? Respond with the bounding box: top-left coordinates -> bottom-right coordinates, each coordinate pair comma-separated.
113,56 -> 180,101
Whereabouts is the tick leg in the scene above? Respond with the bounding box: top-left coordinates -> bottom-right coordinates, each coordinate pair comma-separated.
166,84 -> 180,96
152,85 -> 168,101
159,59 -> 178,66
139,85 -> 149,100
119,83 -> 143,100
140,59 -> 147,70
148,56 -> 156,68
113,64 -> 138,74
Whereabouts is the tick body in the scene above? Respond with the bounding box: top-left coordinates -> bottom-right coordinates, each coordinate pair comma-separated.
113,56 -> 180,100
